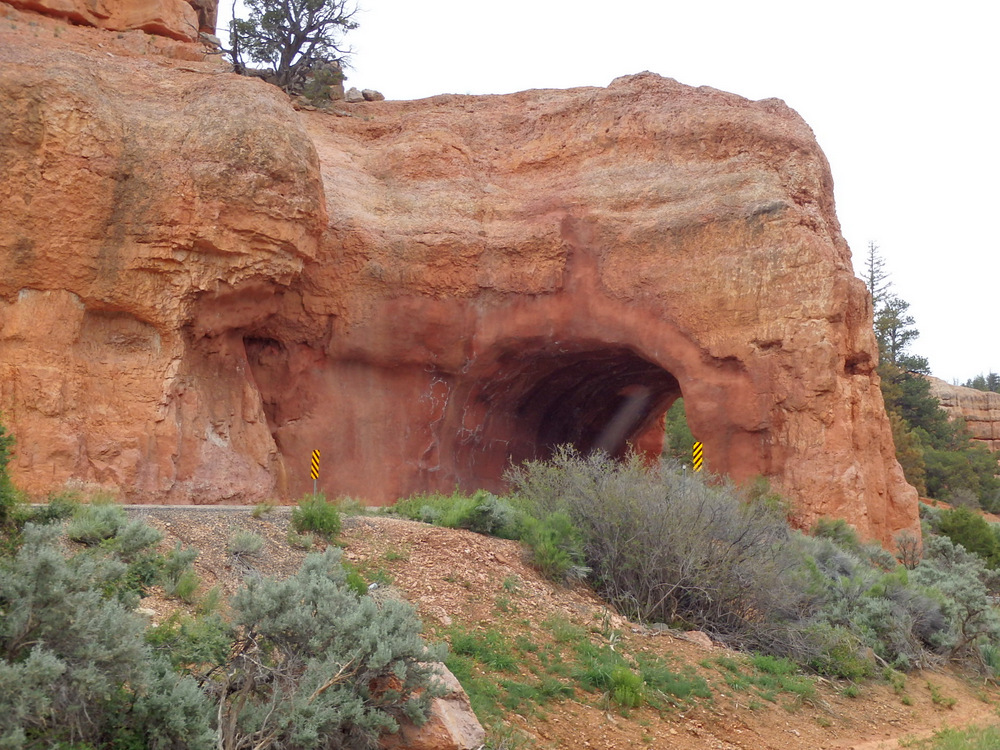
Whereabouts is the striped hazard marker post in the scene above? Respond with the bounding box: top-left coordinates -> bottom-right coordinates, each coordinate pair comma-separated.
310,449 -> 320,495
692,441 -> 704,473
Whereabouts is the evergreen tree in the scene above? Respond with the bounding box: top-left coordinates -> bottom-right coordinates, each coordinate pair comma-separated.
861,244 -> 998,509
662,398 -> 696,465
863,241 -> 892,311
962,372 -> 1000,393
229,0 -> 357,93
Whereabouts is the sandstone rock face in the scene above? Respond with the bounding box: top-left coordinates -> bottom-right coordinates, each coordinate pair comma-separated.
0,9 -> 324,503
927,377 -> 1000,453
5,0 -> 203,40
0,9 -> 919,544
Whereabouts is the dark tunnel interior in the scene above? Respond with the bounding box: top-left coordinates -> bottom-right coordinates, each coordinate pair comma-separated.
458,343 -> 683,483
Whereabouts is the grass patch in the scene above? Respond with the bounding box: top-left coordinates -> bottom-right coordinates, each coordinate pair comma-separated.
448,626 -> 518,672
251,501 -> 275,518
926,681 -> 957,709
636,654 -> 712,704
290,493 -> 341,538
903,725 -> 1000,749
543,615 -> 587,644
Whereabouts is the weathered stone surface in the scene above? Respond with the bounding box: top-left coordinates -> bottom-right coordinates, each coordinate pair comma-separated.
380,665 -> 485,750
5,0 -> 201,40
362,88 -> 385,102
927,377 -> 1000,453
0,12 -> 919,544
344,86 -> 364,102
0,11 -> 325,503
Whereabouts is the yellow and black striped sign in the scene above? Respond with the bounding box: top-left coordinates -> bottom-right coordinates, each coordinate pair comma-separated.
692,441 -> 704,472
310,449 -> 321,480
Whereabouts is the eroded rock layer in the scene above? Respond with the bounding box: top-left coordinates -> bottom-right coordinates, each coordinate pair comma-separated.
0,6 -> 919,543
927,377 -> 1000,453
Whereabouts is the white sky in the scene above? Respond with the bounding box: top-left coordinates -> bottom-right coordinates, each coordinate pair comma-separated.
218,1 -> 999,384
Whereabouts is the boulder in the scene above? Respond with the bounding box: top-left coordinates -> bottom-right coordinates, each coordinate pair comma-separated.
344,86 -> 365,102
380,665 -> 485,750
362,88 -> 385,101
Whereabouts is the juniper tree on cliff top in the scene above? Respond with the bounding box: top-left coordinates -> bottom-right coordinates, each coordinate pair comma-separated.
228,0 -> 358,93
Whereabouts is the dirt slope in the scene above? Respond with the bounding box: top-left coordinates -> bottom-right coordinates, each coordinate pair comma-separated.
128,507 -> 1000,749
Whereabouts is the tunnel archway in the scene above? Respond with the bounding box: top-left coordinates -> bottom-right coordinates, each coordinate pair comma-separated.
447,340 -> 684,490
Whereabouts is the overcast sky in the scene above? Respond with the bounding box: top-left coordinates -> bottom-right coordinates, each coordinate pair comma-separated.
218,1 -> 998,384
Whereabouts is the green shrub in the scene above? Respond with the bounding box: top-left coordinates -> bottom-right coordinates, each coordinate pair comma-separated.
251,501 -> 275,518
227,530 -> 265,558
509,448 -> 801,646
28,491 -> 79,525
161,542 -> 198,586
811,518 -> 862,553
0,524 -> 213,747
168,568 -> 202,603
146,612 -> 232,674
635,654 -> 711,702
393,490 -> 521,538
286,529 -> 314,549
291,492 -> 341,538
454,491 -> 521,538
910,535 -> 1000,658
521,512 -> 588,581
106,518 -> 164,562
219,548 -> 445,748
609,666 -> 644,708
934,506 -> 1000,568
66,502 -> 128,545
0,417 -> 17,532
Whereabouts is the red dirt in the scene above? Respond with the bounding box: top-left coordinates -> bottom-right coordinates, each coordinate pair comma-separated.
128,508 -> 1000,749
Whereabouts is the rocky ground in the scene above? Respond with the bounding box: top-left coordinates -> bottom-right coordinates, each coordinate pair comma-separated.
125,505 -> 1000,750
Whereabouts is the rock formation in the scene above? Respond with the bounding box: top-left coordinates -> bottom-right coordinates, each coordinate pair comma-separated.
4,0 -> 215,40
0,3 -> 919,544
381,664 -> 486,750
926,377 -> 1000,453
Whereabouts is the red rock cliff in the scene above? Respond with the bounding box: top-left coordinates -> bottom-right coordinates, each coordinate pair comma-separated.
926,377 -> 1000,453
0,4 -> 919,543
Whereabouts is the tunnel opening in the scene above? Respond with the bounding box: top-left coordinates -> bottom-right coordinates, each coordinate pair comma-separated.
456,342 -> 684,488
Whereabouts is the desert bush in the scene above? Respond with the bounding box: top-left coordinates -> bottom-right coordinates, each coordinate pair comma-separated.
146,611 -> 232,674
453,491 -> 521,538
107,518 -> 165,562
792,532 -> 953,672
393,490 -> 521,538
161,542 -> 201,601
519,511 -> 588,581
932,506 -> 1000,568
287,528 -> 315,549
66,501 -> 128,545
252,500 -> 276,518
227,529 -> 265,558
909,535 -> 1000,658
291,492 -> 341,538
509,449 -> 803,649
216,547 -> 445,749
0,524 -> 213,748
